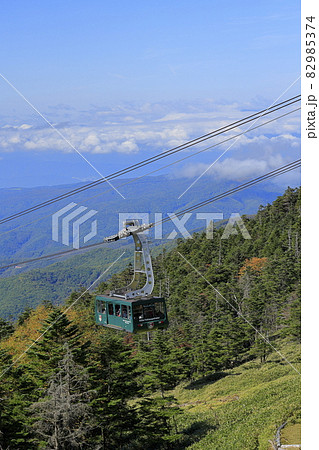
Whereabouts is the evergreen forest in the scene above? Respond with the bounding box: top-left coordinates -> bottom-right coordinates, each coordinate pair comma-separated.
0,187 -> 301,449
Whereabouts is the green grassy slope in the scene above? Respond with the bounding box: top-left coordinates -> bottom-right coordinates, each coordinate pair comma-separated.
170,340 -> 301,449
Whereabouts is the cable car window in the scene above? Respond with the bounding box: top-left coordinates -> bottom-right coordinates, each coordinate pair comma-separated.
97,301 -> 106,314
155,302 -> 165,318
108,303 -> 114,315
133,305 -> 143,321
143,305 -> 155,319
115,304 -> 121,317
122,305 -> 128,319
128,305 -> 131,320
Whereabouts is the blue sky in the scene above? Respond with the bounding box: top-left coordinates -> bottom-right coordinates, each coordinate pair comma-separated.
0,0 -> 301,187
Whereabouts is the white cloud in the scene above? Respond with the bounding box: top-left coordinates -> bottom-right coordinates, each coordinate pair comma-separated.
176,155 -> 293,181
117,140 -> 139,154
0,100 -> 300,160
173,128 -> 300,183
83,132 -> 100,147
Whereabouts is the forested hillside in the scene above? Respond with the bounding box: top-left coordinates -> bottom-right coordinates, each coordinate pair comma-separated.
0,240 -> 176,320
0,187 -> 301,449
0,177 -> 282,277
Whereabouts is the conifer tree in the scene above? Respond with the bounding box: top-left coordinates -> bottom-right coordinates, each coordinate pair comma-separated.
0,318 -> 14,341
136,331 -> 183,448
27,308 -> 90,382
17,306 -> 34,326
135,396 -> 182,449
89,331 -> 140,449
0,350 -> 37,449
249,329 -> 272,363
30,344 -> 94,449
139,330 -> 183,397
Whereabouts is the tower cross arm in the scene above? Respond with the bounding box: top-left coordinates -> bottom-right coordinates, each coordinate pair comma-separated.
103,222 -> 154,242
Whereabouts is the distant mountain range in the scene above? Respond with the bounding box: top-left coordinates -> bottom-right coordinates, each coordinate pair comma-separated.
0,175 -> 286,270
0,175 -> 297,319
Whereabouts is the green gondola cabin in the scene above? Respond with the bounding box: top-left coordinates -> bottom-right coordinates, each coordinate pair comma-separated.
95,296 -> 168,332
95,219 -> 169,333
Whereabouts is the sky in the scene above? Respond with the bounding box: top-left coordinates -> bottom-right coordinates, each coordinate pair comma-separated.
0,0 -> 301,188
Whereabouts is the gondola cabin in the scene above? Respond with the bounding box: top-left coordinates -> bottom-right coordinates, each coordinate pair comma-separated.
96,219 -> 169,333
95,296 -> 168,333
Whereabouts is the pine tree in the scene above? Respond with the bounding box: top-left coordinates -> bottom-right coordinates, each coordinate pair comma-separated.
30,344 -> 94,449
0,350 -> 38,449
139,330 -> 183,397
27,308 -> 90,383
0,349 -> 12,448
89,331 -> 140,449
0,318 -> 14,341
17,307 -> 34,326
135,396 -> 182,449
249,330 -> 272,364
